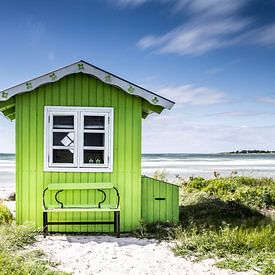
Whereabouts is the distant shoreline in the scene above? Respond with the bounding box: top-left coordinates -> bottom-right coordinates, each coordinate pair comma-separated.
226,150 -> 275,154
2,151 -> 275,156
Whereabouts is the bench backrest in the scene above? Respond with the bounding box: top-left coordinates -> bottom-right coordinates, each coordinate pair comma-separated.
47,182 -> 113,190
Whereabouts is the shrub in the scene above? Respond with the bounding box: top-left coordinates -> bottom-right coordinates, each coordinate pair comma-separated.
153,170 -> 168,181
135,220 -> 176,240
182,176 -> 275,209
0,202 -> 14,225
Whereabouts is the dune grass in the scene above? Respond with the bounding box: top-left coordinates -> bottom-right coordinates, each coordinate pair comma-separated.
174,224 -> 275,273
181,176 -> 275,209
177,176 -> 275,274
0,203 -> 66,275
144,174 -> 275,274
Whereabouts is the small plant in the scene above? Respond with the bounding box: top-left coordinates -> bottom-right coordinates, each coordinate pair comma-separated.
135,219 -> 148,238
0,202 -> 14,225
213,171 -> 220,178
135,220 -> 176,240
230,170 -> 238,176
153,170 -> 168,181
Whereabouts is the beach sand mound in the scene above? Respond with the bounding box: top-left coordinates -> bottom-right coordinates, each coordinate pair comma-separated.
33,235 -> 254,275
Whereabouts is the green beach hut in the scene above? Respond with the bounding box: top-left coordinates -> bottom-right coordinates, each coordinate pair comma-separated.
0,60 -> 179,236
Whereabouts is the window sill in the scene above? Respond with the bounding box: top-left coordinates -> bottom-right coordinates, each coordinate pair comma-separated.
44,166 -> 113,173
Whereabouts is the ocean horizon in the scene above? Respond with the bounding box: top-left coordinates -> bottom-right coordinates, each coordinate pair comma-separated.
1,153 -> 275,190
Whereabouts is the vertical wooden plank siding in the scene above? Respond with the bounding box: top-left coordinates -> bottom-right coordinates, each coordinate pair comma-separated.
15,73 -> 142,232
141,176 -> 179,223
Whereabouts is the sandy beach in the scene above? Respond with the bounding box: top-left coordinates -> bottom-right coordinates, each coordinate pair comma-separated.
32,235 -> 255,275
0,187 -> 256,275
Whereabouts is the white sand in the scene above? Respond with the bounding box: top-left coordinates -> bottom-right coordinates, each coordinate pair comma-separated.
33,235 -> 255,275
0,189 -> 256,274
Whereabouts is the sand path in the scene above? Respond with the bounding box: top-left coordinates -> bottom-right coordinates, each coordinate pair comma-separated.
34,235 -> 254,275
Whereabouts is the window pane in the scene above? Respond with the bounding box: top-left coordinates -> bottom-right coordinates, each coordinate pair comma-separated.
84,116 -> 105,129
84,150 -> 104,164
53,116 -> 74,129
84,133 -> 104,147
53,132 -> 74,146
53,149 -> 74,163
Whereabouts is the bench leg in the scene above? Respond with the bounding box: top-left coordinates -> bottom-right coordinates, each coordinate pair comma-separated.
114,211 -> 120,238
117,212 -> 120,238
114,212 -> 117,233
43,212 -> 48,238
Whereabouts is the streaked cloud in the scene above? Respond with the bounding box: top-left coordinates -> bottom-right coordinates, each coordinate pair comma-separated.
204,111 -> 266,117
136,0 -> 275,55
174,0 -> 248,16
112,0 -> 151,6
159,85 -> 227,105
205,67 -> 224,75
138,18 -> 250,55
258,96 -> 275,104
241,24 -> 275,46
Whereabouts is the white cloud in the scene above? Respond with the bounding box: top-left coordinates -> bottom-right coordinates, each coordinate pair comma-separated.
159,85 -> 227,105
258,96 -> 275,104
137,0 -> 252,55
241,24 -> 275,46
256,24 -> 275,46
136,0 -> 275,55
112,0 -> 150,6
204,111 -> 265,117
138,18 -> 250,55
174,0 -> 248,16
142,111 -> 275,153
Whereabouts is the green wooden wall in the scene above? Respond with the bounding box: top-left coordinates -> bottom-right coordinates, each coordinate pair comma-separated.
141,176 -> 179,223
15,73 -> 142,232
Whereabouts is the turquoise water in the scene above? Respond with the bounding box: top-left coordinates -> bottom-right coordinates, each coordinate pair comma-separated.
1,153 -> 275,189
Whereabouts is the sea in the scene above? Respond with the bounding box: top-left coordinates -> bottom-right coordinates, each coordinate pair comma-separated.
1,153 -> 275,191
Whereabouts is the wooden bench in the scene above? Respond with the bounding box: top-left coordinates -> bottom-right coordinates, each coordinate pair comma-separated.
42,183 -> 120,238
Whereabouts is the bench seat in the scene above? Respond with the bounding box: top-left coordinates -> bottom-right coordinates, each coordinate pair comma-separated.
45,207 -> 120,212
42,182 -> 120,237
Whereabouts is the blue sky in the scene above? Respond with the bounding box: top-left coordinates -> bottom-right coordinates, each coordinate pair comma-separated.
1,0 -> 275,153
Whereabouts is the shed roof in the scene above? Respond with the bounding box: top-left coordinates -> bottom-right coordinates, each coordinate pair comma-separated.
0,60 -> 174,113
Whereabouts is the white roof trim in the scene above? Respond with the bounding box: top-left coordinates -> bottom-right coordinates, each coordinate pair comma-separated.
0,60 -> 175,110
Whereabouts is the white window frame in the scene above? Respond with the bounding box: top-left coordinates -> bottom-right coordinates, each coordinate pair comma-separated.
44,106 -> 114,172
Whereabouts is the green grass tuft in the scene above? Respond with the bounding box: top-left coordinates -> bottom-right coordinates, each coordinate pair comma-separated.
0,202 -> 14,225
0,250 -> 65,275
174,224 -> 275,273
171,175 -> 275,274
0,223 -> 68,274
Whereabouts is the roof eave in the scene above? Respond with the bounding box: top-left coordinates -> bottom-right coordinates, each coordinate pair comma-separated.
0,60 -> 175,112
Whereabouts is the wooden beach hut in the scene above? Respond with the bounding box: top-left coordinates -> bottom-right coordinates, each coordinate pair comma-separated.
0,60 -> 179,236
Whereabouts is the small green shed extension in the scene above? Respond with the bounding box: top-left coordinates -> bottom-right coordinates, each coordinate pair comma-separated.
141,176 -> 179,223
0,60 -> 178,234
